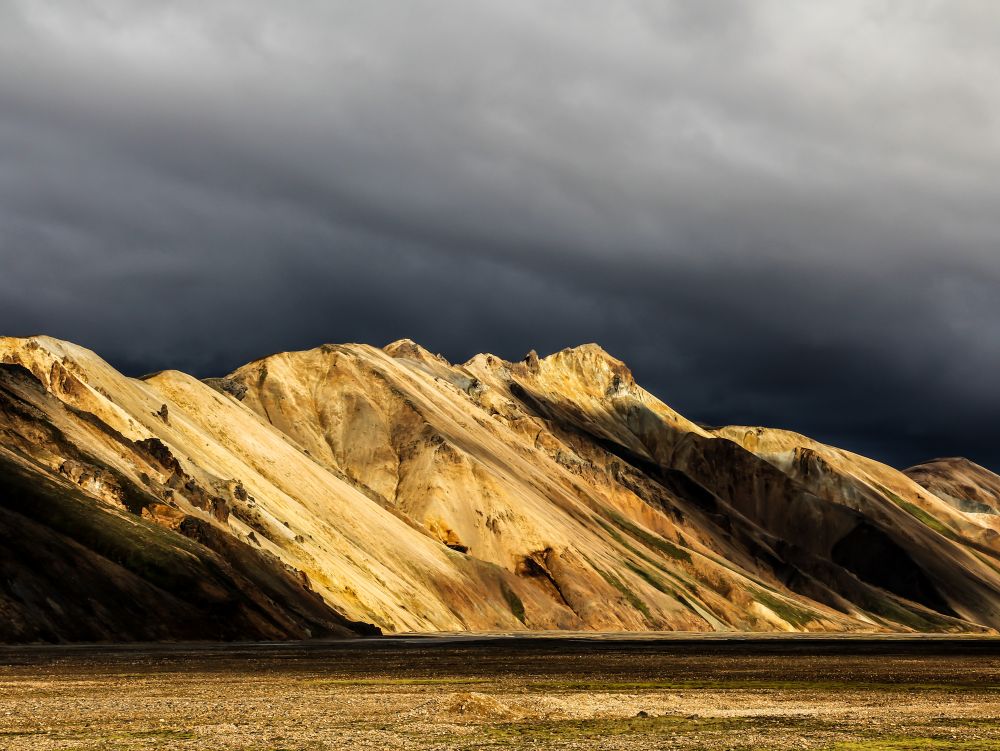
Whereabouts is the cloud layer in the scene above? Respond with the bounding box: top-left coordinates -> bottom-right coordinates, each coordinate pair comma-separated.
3,1 -> 1000,467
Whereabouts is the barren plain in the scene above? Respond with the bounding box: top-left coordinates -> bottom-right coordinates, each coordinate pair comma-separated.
2,635 -> 1000,750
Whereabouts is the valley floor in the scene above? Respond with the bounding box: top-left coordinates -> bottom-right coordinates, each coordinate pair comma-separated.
2,635 -> 1000,750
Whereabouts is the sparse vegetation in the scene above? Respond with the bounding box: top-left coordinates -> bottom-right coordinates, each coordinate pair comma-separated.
500,581 -> 527,624
624,560 -> 676,596
603,509 -> 692,562
2,641 -> 1000,750
858,592 -> 958,632
483,714 -> 764,741
897,500 -> 962,541
754,589 -> 817,628
878,485 -> 962,542
592,564 -> 652,619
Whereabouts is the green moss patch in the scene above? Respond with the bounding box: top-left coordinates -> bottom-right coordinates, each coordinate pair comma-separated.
603,509 -> 692,562
897,500 -> 962,541
500,581 -> 527,624
753,589 -> 817,629
877,485 -> 961,542
592,564 -> 652,620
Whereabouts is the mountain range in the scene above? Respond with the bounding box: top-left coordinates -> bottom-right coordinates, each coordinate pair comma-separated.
2,335 -> 1000,642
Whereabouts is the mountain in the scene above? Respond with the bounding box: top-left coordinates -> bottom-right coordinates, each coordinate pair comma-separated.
2,335 -> 1000,642
906,458 -> 1000,520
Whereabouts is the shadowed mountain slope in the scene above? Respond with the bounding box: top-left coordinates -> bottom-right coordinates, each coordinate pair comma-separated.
1,335 -> 999,641
0,365 -> 373,642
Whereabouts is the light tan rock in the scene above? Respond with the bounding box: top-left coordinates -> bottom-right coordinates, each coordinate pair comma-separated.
2,334 -> 999,639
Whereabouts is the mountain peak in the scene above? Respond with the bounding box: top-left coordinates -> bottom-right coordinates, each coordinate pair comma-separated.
383,338 -> 451,366
551,342 -> 616,358
534,343 -> 636,397
910,457 -> 982,471
905,456 -> 1000,518
543,343 -> 629,370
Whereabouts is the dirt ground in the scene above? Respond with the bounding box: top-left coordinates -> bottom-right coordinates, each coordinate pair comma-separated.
2,635 -> 1000,750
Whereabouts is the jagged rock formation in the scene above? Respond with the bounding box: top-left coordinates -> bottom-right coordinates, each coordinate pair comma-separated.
2,334 -> 1000,641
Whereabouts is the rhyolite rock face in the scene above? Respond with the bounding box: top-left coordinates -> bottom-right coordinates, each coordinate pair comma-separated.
2,334 -> 1000,642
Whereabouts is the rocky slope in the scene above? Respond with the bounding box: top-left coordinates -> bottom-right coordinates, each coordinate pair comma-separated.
2,335 -> 1000,641
906,458 -> 1000,520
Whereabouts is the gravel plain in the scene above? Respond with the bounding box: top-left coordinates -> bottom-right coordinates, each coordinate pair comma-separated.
2,635 -> 1000,750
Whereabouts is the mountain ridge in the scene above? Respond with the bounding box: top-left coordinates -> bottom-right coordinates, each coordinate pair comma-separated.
2,334 -> 999,641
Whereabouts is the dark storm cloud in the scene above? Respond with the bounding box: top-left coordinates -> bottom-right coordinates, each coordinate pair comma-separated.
2,1 -> 1000,468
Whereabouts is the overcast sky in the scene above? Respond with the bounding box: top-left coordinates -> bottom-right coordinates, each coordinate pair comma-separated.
2,1 -> 999,468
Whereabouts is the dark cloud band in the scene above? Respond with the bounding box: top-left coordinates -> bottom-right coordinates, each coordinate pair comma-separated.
2,1 -> 998,469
